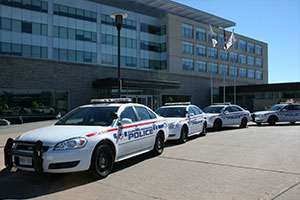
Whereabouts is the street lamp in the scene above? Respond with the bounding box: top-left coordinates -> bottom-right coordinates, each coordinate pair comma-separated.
110,13 -> 128,98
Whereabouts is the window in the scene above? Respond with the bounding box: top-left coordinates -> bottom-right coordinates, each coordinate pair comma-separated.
120,106 -> 137,122
1,42 -> 11,54
54,4 -> 97,22
196,44 -> 206,57
196,27 -> 206,41
76,51 -> 84,62
22,45 -> 31,57
230,66 -> 238,77
239,39 -> 246,51
230,52 -> 238,63
248,42 -> 255,53
256,71 -> 263,80
182,58 -> 194,71
192,106 -> 203,115
0,0 -> 48,13
220,64 -> 228,75
248,56 -> 254,66
208,31 -> 218,45
247,69 -> 255,79
140,23 -> 165,35
208,62 -> 218,74
12,19 -> 21,32
41,24 -> 47,36
102,14 -> 136,30
140,59 -> 167,70
134,106 -> 151,121
32,23 -> 40,35
220,49 -> 228,61
182,23 -> 193,38
256,44 -> 262,55
188,107 -> 196,115
240,54 -> 246,64
219,33 -> 225,46
208,47 -> 218,59
182,41 -> 193,55
22,21 -> 32,33
256,58 -> 262,67
12,43 -> 22,56
239,68 -> 247,78
59,27 -> 68,39
196,60 -> 206,72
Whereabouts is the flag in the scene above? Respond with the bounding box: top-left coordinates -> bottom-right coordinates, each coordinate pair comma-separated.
225,29 -> 236,50
209,24 -> 218,47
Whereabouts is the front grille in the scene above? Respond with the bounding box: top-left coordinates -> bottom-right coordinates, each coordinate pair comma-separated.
16,144 -> 49,152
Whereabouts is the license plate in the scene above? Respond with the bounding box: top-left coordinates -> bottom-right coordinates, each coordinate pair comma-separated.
19,156 -> 32,166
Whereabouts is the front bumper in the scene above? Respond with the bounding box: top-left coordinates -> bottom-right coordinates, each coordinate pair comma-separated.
167,126 -> 182,140
252,114 -> 267,123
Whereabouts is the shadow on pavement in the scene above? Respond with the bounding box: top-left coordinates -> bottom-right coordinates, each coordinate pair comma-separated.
0,152 -> 156,199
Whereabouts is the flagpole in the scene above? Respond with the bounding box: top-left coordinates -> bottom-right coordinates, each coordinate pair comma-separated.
234,76 -> 236,104
211,69 -> 213,104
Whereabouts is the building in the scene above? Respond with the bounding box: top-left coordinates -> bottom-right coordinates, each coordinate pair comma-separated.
0,0 -> 268,122
220,82 -> 300,112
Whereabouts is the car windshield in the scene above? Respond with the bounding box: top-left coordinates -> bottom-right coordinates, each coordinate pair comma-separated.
55,106 -> 119,126
268,105 -> 284,111
203,106 -> 224,113
156,107 -> 186,118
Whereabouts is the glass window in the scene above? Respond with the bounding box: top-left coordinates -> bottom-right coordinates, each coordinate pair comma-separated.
182,58 -> 194,71
256,44 -> 262,55
182,23 -> 193,38
208,47 -> 218,59
1,18 -> 11,30
120,106 -> 137,122
208,62 -> 218,74
60,49 -> 67,60
84,10 -> 92,18
68,7 -> 76,15
196,27 -> 206,41
53,48 -> 59,59
247,69 -> 255,79
239,39 -> 246,51
41,24 -> 47,36
32,23 -> 40,35
22,21 -> 32,33
91,32 -> 97,42
76,51 -> 83,62
188,107 -> 195,115
256,58 -> 262,67
219,33 -> 225,46
68,50 -> 75,61
239,68 -> 247,78
76,9 -> 84,17
59,27 -> 68,39
248,56 -> 254,66
220,49 -> 228,61
53,4 -> 59,14
41,47 -> 47,58
12,43 -> 22,55
230,52 -> 238,63
84,52 -> 92,62
230,66 -> 238,77
53,26 -> 59,37
32,46 -> 41,58
92,53 -> 97,63
12,19 -> 21,32
134,106 -> 151,121
1,42 -> 11,54
196,44 -> 206,57
22,45 -> 31,57
59,5 -> 68,14
182,41 -> 193,55
196,60 -> 206,72
68,28 -> 75,40
192,106 -> 203,115
240,54 -> 246,64
248,42 -> 255,53
220,64 -> 228,75
256,71 -> 263,80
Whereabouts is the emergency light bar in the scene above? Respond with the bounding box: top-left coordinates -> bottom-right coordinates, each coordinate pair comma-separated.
165,102 -> 191,106
91,98 -> 132,104
213,102 -> 231,105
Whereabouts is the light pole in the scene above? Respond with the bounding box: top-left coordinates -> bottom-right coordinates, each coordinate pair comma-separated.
110,13 -> 127,98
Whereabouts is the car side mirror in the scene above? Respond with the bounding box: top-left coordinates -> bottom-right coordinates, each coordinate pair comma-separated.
119,118 -> 132,126
111,113 -> 118,120
222,110 -> 229,114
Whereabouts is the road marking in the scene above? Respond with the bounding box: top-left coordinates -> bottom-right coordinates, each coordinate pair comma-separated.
271,180 -> 300,200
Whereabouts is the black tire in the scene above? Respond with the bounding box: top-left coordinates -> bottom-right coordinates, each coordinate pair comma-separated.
199,122 -> 207,136
268,116 -> 277,126
179,126 -> 188,143
256,122 -> 261,126
213,119 -> 222,131
240,118 -> 248,128
290,122 -> 296,125
89,144 -> 114,179
152,132 -> 164,155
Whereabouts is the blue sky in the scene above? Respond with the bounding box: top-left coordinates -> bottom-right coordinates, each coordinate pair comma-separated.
173,0 -> 300,83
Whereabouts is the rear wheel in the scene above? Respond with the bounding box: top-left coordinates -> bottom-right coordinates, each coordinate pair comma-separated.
213,119 -> 222,131
240,118 -> 248,128
268,116 -> 277,126
89,144 -> 113,179
199,123 -> 207,136
290,122 -> 296,125
256,122 -> 261,126
152,132 -> 164,155
179,126 -> 188,143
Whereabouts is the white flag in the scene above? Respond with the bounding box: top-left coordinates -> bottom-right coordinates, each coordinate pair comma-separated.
225,30 -> 236,50
209,24 -> 218,47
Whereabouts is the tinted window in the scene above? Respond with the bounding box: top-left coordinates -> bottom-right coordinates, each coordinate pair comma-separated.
120,106 -> 137,122
134,106 -> 151,121
224,107 -> 234,112
148,109 -> 157,119
283,105 -> 293,111
231,106 -> 242,112
203,106 -> 224,113
192,106 -> 202,115
269,105 -> 284,111
293,105 -> 300,110
188,107 -> 195,115
156,107 -> 186,118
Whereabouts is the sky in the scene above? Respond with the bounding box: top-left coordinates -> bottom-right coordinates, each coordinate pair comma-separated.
173,0 -> 300,84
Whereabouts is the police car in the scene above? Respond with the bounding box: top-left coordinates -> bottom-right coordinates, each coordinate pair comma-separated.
203,104 -> 251,131
156,102 -> 207,143
252,103 -> 300,125
4,98 -> 168,178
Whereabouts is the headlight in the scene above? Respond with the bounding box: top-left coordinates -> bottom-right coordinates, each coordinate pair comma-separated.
54,137 -> 87,150
168,122 -> 178,129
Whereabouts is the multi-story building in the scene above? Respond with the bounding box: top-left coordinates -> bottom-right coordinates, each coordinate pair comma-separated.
0,0 -> 268,122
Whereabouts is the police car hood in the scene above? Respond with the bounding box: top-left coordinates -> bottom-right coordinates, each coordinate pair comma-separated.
18,125 -> 108,146
163,117 -> 185,124
254,110 -> 276,115
205,113 -> 221,117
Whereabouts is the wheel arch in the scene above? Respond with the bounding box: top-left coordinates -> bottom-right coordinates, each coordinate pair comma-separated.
91,139 -> 116,165
268,115 -> 278,122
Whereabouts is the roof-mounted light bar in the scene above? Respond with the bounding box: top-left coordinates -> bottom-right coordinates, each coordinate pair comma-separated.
91,98 -> 132,104
165,102 -> 191,106
213,102 -> 231,105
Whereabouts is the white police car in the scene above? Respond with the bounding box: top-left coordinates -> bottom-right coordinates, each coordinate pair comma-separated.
203,104 -> 251,131
156,102 -> 207,143
4,98 -> 168,178
252,103 -> 300,125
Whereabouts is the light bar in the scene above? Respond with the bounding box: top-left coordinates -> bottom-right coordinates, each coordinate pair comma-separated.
91,98 -> 132,104
165,102 -> 191,106
213,102 -> 231,105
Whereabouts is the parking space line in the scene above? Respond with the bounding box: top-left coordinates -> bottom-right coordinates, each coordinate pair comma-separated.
271,181 -> 300,200
160,156 -> 300,176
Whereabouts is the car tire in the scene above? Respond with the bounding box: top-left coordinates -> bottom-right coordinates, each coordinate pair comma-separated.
213,119 -> 222,131
268,116 -> 277,126
256,122 -> 261,126
199,122 -> 207,136
179,126 -> 188,143
89,144 -> 113,179
152,132 -> 164,156
240,118 -> 248,128
290,122 -> 296,125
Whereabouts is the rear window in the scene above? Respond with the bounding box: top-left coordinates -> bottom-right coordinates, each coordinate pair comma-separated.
203,106 -> 224,114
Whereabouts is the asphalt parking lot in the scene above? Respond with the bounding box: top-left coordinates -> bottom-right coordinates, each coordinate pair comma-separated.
0,121 -> 299,200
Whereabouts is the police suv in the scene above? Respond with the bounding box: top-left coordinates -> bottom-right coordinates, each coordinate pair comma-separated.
203,104 -> 251,131
156,103 -> 207,143
4,98 -> 168,178
252,103 -> 300,125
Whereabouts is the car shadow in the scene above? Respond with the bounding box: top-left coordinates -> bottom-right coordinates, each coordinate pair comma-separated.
249,122 -> 300,127
0,152 -> 156,199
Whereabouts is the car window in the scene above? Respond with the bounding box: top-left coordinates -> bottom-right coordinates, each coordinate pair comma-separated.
188,107 -> 195,115
192,106 -> 203,115
282,105 -> 293,111
231,106 -> 241,112
293,105 -> 300,110
134,106 -> 152,121
120,106 -> 137,122
224,106 -> 234,112
203,106 -> 224,113
148,109 -> 157,119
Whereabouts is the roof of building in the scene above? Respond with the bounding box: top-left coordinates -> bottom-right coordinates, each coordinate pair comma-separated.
90,0 -> 235,28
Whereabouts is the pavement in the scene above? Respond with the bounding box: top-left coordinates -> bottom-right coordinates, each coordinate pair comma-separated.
0,121 -> 299,200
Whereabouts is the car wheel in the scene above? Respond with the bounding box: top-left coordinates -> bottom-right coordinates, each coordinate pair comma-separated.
152,132 -> 164,155
89,144 -> 113,179
256,122 -> 261,126
290,122 -> 296,125
179,126 -> 188,143
199,122 -> 207,136
240,118 -> 248,128
213,119 -> 222,131
268,116 -> 277,126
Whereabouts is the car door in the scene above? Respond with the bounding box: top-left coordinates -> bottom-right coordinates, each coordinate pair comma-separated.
279,105 -> 293,122
192,106 -> 204,132
188,106 -> 197,134
231,106 -> 244,125
222,106 -> 235,125
133,106 -> 156,150
293,105 -> 300,122
117,106 -> 140,158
